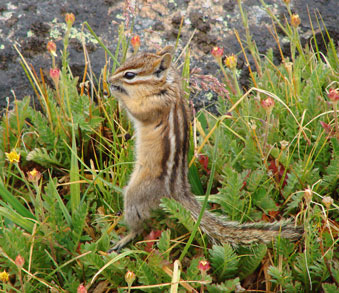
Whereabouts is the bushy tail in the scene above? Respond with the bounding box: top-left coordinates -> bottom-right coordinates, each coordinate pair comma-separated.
178,193 -> 303,245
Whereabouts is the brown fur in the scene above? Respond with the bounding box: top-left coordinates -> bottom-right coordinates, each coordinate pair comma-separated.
108,46 -> 302,252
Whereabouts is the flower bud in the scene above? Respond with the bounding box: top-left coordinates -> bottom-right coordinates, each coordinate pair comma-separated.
15,254 -> 25,269
77,284 -> 87,293
47,41 -> 57,56
65,13 -> 75,26
27,168 -> 42,183
280,140 -> 289,150
211,46 -> 223,64
304,188 -> 312,205
328,88 -> 339,103
291,14 -> 301,28
225,54 -> 237,70
125,270 -> 136,287
198,260 -> 211,274
50,68 -> 60,86
261,97 -> 275,111
322,196 -> 333,210
131,35 -> 140,53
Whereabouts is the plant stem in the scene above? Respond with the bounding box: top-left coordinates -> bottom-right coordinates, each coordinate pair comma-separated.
179,124 -> 220,262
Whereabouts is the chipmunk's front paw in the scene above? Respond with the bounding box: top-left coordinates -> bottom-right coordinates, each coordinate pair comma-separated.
108,232 -> 138,254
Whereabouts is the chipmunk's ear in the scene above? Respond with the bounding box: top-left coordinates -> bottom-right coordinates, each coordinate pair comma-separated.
153,52 -> 172,77
157,45 -> 175,56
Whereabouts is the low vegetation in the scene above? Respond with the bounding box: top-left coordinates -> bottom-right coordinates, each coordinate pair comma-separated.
0,1 -> 338,292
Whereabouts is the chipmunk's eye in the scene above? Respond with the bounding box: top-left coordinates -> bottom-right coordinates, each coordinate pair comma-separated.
124,72 -> 136,80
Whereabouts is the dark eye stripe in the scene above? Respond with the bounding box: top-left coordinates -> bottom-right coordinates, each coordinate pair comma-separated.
124,72 -> 136,80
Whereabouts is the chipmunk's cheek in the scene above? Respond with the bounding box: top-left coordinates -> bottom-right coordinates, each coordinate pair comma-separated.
110,84 -> 128,97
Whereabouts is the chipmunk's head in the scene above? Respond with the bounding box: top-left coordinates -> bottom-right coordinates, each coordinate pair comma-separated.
108,46 -> 176,102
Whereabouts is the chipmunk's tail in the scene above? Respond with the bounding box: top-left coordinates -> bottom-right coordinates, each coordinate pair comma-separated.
178,193 -> 303,245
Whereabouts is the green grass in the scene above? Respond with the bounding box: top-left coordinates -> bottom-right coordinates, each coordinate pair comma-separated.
0,2 -> 338,292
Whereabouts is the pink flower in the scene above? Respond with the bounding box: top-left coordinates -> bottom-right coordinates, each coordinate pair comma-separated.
261,97 -> 275,110
15,254 -> 25,268
328,88 -> 339,102
211,47 -> 223,59
198,260 -> 211,273
77,283 -> 87,293
49,68 -> 60,88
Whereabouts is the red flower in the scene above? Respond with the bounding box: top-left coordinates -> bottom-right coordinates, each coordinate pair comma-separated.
211,46 -> 223,59
198,260 -> 211,273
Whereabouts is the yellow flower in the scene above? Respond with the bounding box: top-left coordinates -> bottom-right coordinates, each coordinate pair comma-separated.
0,270 -> 9,282
225,54 -> 237,70
5,149 -> 20,163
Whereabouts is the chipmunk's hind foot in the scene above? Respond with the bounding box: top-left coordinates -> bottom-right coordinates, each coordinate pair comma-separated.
108,231 -> 138,254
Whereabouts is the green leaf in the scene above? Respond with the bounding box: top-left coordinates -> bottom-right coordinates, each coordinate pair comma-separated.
160,197 -> 195,232
71,203 -> 88,252
47,177 -> 72,226
237,244 -> 267,279
157,229 -> 171,257
70,125 -> 80,215
0,206 -> 35,233
26,148 -> 63,168
252,187 -> 277,212
206,277 -> 241,293
209,244 -> 239,281
0,182 -> 35,219
322,283 -> 339,293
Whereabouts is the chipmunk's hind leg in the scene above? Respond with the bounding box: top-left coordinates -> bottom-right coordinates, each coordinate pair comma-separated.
108,180 -> 164,253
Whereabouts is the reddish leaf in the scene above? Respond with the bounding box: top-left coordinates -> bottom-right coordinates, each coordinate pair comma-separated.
144,230 -> 162,252
268,159 -> 289,188
198,155 -> 210,174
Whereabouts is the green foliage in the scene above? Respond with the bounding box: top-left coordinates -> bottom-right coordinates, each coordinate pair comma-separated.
0,1 -> 338,291
237,244 -> 267,279
212,167 -> 247,221
206,277 -> 241,293
160,197 -> 195,232
209,244 -> 239,281
26,147 -> 63,167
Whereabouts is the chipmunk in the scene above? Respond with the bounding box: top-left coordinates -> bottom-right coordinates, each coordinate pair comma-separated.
108,46 -> 302,252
